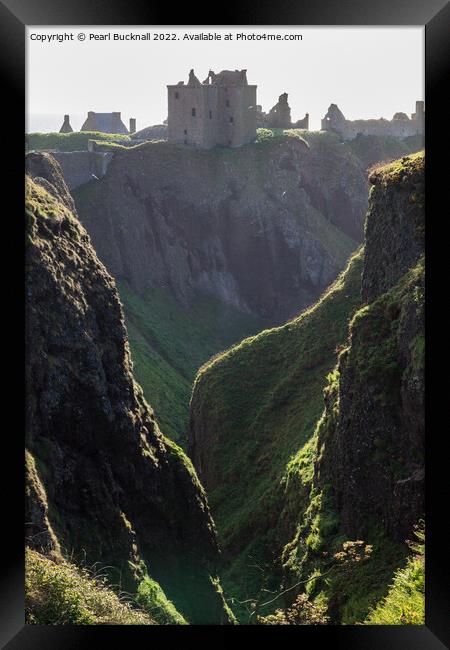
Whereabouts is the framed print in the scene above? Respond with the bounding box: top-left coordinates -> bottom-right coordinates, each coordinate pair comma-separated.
0,0 -> 448,647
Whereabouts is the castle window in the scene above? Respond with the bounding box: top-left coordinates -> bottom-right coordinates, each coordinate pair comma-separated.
184,129 -> 187,135
209,110 -> 212,119
229,116 -> 234,123
192,108 -> 196,117
175,92 -> 179,99
226,99 -> 230,107
184,139 -> 187,145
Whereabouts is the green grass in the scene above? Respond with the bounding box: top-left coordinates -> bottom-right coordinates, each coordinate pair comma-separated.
365,525 -> 424,625
117,281 -> 265,445
191,248 -> 364,620
26,131 -> 132,152
136,575 -> 187,625
88,139 -> 151,152
369,149 -> 425,184
26,548 -> 155,625
27,129 -> 424,169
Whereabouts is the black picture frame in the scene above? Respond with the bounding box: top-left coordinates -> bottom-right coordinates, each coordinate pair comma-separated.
1,0 -> 448,647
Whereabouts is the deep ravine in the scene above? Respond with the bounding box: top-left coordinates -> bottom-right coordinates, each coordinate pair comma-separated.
188,151 -> 424,624
25,138 -> 424,626
25,151 -> 234,625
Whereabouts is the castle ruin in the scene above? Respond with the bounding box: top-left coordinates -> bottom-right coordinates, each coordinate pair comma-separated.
321,101 -> 424,140
167,69 -> 257,148
256,93 -> 309,130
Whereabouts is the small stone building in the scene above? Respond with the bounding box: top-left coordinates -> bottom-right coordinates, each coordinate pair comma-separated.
167,69 -> 257,148
321,101 -> 425,140
59,115 -> 73,133
80,112 -> 130,134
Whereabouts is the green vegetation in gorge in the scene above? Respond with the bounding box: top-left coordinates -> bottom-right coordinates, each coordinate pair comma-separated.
278,153 -> 424,625
25,141 -> 425,626
364,524 -> 425,625
189,151 -> 424,624
135,575 -> 187,625
25,169 -> 234,627
190,248 -> 364,621
118,281 -> 264,444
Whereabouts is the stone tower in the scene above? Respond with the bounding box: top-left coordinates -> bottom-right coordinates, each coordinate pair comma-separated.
167,69 -> 257,149
59,115 -> 73,133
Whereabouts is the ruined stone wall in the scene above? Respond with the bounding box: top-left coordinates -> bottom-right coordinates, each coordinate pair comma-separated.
51,151 -> 113,190
293,113 -> 309,129
336,118 -> 424,140
321,102 -> 424,141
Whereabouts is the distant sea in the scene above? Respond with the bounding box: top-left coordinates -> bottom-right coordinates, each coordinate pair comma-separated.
26,114 -> 88,134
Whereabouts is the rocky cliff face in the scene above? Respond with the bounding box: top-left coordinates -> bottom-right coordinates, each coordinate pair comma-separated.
25,152 -> 233,624
315,152 -> 424,542
281,152 -> 424,623
187,150 -> 424,623
73,133 -> 366,324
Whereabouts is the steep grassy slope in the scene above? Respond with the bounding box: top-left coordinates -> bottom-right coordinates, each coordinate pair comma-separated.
188,151 -> 424,624
26,548 -> 158,625
189,248 -> 364,620
364,524 -> 424,625
117,281 -> 264,444
282,152 -> 425,624
25,152 -> 234,625
281,260 -> 424,624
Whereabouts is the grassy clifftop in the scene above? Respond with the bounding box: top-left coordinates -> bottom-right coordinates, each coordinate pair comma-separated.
26,131 -> 133,152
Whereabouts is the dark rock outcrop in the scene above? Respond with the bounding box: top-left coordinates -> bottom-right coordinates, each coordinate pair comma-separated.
73,136 -> 367,324
26,151 -> 76,212
315,152 -> 424,542
186,150 -> 424,622
25,152 -> 233,624
362,154 -> 424,303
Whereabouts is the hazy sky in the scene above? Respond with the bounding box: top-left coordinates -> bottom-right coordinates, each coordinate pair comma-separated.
26,26 -> 424,133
